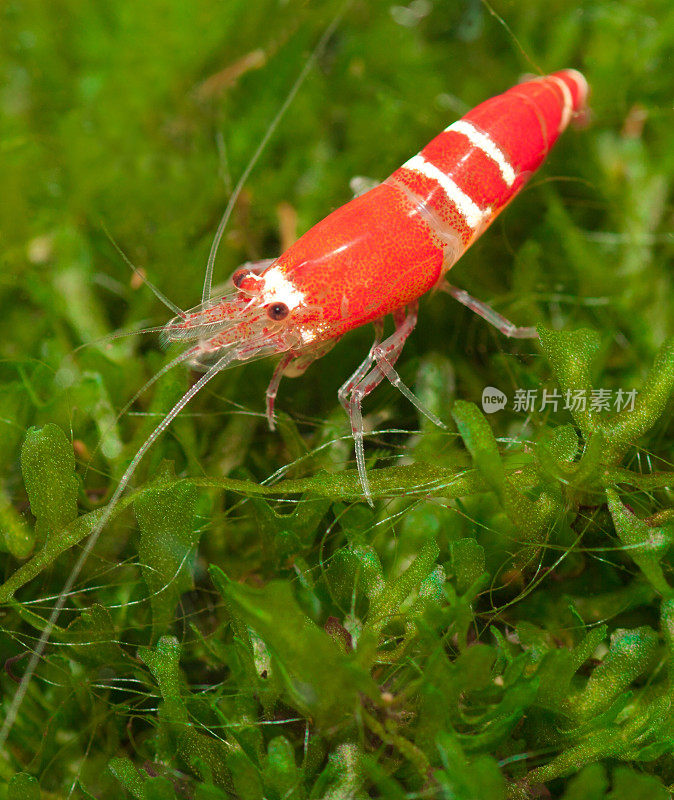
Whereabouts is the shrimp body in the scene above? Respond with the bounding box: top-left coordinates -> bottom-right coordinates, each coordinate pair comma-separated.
168,70 -> 587,346
274,68 -> 588,330
164,69 -> 589,498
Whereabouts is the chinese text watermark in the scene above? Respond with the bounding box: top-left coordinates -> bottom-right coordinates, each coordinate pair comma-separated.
481,386 -> 638,415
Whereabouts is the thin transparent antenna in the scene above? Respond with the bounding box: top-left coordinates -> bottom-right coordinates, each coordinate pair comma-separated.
479,0 -> 543,76
83,346 -> 199,477
0,349 -> 235,750
101,223 -> 186,318
70,324 -> 177,355
201,1 -> 352,304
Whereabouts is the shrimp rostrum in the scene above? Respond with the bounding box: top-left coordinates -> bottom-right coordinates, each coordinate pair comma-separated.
163,69 -> 589,502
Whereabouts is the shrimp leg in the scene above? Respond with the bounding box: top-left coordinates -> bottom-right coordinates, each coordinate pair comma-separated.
337,318 -> 385,411
266,353 -> 295,430
440,281 -> 538,339
344,304 -> 446,504
372,304 -> 447,429
266,338 -> 340,429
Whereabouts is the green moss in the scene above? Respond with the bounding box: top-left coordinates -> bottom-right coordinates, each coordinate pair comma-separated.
2,0 -> 674,796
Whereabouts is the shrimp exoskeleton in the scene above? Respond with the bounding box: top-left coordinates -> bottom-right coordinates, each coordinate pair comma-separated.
163,69 -> 589,501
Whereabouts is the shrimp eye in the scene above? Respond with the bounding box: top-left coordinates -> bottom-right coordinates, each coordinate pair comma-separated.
231,268 -> 249,288
267,302 -> 289,321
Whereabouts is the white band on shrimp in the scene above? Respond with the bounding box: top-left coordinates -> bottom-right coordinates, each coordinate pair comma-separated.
445,120 -> 517,187
260,267 -> 305,309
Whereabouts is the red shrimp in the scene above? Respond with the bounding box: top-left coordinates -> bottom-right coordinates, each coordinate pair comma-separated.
0,69 -> 590,749
163,68 -> 589,500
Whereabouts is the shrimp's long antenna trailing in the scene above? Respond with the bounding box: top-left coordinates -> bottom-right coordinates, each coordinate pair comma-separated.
1,11 -> 354,748
201,0 -> 352,304
0,350 -> 236,750
478,0 -> 543,76
101,223 -> 187,319
83,346 -> 200,478
71,324 -> 178,354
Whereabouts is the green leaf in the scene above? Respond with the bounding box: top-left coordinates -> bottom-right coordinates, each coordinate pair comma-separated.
435,732 -> 506,800
311,744 -> 369,800
364,537 -> 440,638
139,637 -> 229,786
210,569 -> 378,728
71,370 -> 124,462
0,487 -> 34,558
451,401 -> 555,545
414,352 -> 455,434
135,481 -> 199,638
139,636 -> 188,726
451,400 -> 505,501
108,757 -> 145,800
144,777 -> 180,800
534,625 -> 607,714
607,767 -> 672,800
108,758 -> 181,800
607,489 -> 672,596
568,427 -> 608,491
659,598 -> 674,691
560,763 -> 608,800
225,749 -> 263,800
20,424 -> 78,543
65,603 -> 129,667
536,423 -> 580,482
195,785 -> 230,800
0,463 -> 496,603
449,538 -> 485,595
323,542 -> 385,619
538,327 -> 601,439
572,627 -> 658,721
8,773 -> 40,800
263,736 -> 302,799
602,337 -> 674,461
249,492 -> 330,567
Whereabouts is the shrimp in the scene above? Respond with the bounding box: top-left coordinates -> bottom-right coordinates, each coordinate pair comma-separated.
163,68 -> 589,500
0,69 -> 589,749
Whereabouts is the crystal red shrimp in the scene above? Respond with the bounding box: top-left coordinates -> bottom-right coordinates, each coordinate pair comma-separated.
164,68 -> 589,501
0,70 -> 590,749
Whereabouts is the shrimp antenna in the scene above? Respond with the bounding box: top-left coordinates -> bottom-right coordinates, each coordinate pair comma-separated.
82,346 -> 200,479
0,1 -> 354,753
479,0 -> 543,76
101,223 -> 187,318
71,323 -> 174,355
0,349 -> 237,749
201,0 -> 352,304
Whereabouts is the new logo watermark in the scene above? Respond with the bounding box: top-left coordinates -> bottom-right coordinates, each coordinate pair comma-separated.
481,387 -> 638,414
481,386 -> 507,413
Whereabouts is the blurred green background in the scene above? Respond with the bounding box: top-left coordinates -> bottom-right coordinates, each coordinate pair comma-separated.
1,0 -> 674,797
